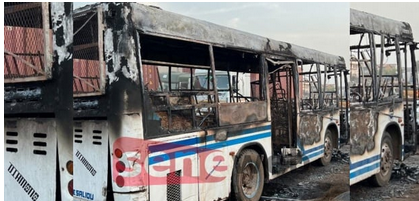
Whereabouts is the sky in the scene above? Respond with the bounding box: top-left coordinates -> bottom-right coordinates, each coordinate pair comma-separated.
75,2 -> 350,66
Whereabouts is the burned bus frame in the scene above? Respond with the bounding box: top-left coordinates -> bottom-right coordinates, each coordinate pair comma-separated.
4,2 -> 73,201
349,9 -> 417,186
72,3 -> 347,201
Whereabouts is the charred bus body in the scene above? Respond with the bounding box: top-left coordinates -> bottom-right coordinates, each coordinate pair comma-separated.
349,9 -> 418,186
72,3 -> 347,201
4,2 -> 74,200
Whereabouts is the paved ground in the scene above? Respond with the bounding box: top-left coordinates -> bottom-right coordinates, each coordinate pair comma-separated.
261,145 -> 350,201
350,151 -> 419,201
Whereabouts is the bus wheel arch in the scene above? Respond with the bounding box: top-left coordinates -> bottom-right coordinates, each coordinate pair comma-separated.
327,124 -> 339,149
235,143 -> 269,181
371,131 -> 394,186
318,124 -> 338,166
370,123 -> 401,186
384,123 -> 402,160
231,143 -> 267,201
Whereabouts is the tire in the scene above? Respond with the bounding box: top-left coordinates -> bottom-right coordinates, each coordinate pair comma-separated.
232,149 -> 264,201
318,129 -> 333,166
370,132 -> 394,186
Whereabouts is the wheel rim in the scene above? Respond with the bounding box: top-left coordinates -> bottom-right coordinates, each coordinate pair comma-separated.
380,143 -> 393,176
324,136 -> 332,160
241,162 -> 260,198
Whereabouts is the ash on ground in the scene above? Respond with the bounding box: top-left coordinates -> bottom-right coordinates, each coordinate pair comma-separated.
392,160 -> 419,184
350,154 -> 419,201
261,146 -> 350,201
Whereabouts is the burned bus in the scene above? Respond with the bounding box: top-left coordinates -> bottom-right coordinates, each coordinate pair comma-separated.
4,2 -> 74,200
72,3 -> 347,201
349,9 -> 418,186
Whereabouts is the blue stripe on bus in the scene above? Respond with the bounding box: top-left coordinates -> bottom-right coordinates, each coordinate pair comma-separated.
148,125 -> 326,166
149,133 -> 325,166
148,125 -> 271,153
350,160 -> 380,179
304,145 -> 324,155
302,145 -> 324,161
148,137 -> 200,153
402,144 -> 405,158
148,130 -> 271,165
205,131 -> 271,150
205,125 -> 272,142
350,154 -> 380,169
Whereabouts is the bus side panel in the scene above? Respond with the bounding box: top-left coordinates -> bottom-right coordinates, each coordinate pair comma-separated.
73,120 -> 109,201
349,104 -> 403,185
302,113 -> 340,164
4,118 -> 57,201
109,114 -> 146,200
298,113 -> 326,163
148,134 -> 200,201
200,123 -> 272,200
349,108 -> 381,185
271,112 -> 339,179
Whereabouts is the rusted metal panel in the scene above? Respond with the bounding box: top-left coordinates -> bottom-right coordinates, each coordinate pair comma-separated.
350,9 -> 414,41
72,5 -> 106,97
218,101 -> 267,126
127,3 -> 345,67
5,2 -> 73,115
4,2 -> 53,82
142,64 -> 160,90
73,59 -> 101,95
299,113 -> 322,145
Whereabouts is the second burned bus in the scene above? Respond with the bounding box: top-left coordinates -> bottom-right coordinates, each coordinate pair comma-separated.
72,3 -> 348,201
349,9 -> 418,186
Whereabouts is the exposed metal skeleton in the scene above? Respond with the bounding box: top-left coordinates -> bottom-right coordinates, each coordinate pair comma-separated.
350,9 -> 417,155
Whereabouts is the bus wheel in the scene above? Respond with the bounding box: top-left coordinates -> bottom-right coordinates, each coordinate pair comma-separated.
371,132 -> 393,186
318,129 -> 333,166
232,149 -> 264,201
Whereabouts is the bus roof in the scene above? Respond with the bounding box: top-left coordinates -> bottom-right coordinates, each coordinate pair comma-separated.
75,3 -> 346,68
350,9 -> 414,42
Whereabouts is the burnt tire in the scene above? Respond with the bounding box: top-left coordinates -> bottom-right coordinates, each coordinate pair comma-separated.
370,132 -> 394,187
318,129 -> 333,166
232,149 -> 264,201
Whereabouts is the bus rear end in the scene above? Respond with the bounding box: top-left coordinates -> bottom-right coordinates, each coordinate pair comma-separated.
4,2 -> 74,200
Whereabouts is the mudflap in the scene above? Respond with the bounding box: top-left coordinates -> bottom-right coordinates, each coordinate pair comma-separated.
4,118 -> 57,201
73,120 -> 109,201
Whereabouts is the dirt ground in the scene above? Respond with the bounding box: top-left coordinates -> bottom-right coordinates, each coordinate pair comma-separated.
350,152 -> 419,201
261,145 -> 350,201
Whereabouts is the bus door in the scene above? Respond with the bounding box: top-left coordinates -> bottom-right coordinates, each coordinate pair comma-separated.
5,119 -> 57,201
403,42 -> 418,153
266,59 -> 302,172
73,121 -> 109,201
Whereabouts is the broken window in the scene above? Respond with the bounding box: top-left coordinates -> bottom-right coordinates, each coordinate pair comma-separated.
140,34 -> 268,137
140,34 -> 214,137
212,47 -> 267,126
73,7 -> 105,96
298,63 -> 340,110
350,33 -> 404,104
4,3 -> 52,82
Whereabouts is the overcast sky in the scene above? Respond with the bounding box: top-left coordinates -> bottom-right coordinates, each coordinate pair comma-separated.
75,2 -> 349,66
